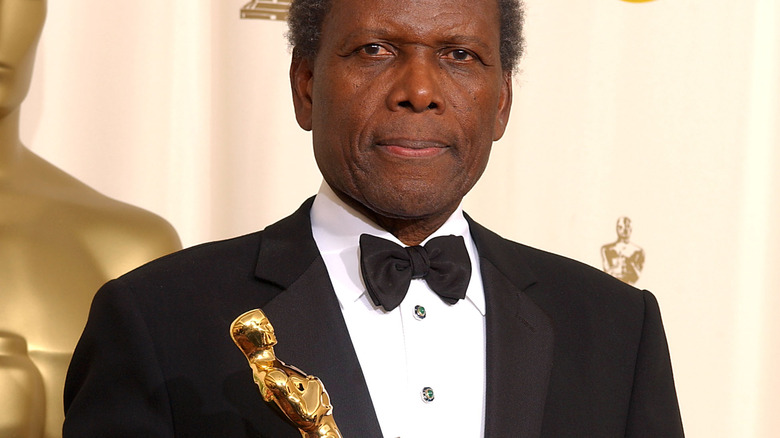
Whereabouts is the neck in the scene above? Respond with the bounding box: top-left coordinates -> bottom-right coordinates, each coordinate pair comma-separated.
332,190 -> 456,246
372,214 -> 453,246
249,348 -> 278,371
0,109 -> 24,173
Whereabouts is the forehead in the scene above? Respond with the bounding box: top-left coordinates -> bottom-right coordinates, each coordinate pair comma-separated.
0,0 -> 46,12
322,0 -> 501,45
0,0 -> 46,52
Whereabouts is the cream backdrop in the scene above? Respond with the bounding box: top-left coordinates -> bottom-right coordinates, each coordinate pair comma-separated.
18,0 -> 779,436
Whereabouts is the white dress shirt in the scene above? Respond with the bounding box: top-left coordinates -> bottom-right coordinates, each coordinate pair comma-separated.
310,182 -> 487,438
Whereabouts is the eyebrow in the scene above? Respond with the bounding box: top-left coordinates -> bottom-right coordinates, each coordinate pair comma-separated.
341,28 -> 494,51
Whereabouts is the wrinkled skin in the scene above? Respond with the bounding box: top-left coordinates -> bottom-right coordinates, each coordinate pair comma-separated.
291,0 -> 512,245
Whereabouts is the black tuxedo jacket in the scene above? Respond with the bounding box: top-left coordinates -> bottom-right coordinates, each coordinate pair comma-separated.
64,199 -> 683,437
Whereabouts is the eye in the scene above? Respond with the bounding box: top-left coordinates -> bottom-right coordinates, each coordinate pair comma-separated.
443,49 -> 476,62
357,43 -> 393,57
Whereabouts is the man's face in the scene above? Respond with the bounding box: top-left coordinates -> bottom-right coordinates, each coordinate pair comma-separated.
0,0 -> 46,118
291,0 -> 512,226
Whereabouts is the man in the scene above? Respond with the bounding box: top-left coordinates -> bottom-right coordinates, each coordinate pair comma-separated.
64,0 -> 684,436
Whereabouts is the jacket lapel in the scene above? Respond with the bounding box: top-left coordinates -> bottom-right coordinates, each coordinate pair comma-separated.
250,201 -> 553,438
253,198 -> 384,438
468,217 -> 555,438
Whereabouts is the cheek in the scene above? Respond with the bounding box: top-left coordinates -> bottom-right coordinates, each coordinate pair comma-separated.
313,84 -> 376,159
311,80 -> 359,138
312,132 -> 361,195
469,87 -> 504,141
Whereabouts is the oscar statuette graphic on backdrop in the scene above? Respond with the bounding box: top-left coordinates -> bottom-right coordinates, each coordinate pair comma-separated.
601,217 -> 645,285
240,0 -> 291,20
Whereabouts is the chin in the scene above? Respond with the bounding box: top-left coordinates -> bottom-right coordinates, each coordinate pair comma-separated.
365,191 -> 459,221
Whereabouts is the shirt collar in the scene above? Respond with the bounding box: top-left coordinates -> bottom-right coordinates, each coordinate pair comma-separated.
310,182 -> 485,315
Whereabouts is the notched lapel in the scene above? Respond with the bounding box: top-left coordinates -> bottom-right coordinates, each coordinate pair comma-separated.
253,198 -> 384,438
262,261 -> 384,438
468,217 -> 555,438
255,197 -> 320,289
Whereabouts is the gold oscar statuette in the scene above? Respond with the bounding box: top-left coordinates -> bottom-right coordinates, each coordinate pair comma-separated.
230,309 -> 342,438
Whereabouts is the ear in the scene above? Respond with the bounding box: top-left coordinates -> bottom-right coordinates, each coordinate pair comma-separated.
290,52 -> 314,131
492,71 -> 513,141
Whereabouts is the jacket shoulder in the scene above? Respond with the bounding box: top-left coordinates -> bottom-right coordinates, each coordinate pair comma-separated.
117,231 -> 265,285
467,216 -> 646,318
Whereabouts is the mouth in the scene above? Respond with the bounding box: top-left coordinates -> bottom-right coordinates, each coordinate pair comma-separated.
375,138 -> 449,158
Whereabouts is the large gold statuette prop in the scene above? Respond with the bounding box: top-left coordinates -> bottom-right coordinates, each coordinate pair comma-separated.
230,309 -> 342,438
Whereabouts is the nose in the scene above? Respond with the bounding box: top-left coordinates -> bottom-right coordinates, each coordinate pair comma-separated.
386,53 -> 445,114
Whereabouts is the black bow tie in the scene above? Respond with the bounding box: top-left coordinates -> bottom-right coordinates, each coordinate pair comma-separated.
358,234 -> 471,311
